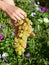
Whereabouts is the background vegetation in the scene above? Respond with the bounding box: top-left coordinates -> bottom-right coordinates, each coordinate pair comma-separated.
0,0 -> 49,65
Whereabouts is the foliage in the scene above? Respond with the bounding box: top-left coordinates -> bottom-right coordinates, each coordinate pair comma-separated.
35,0 -> 49,7
0,0 -> 49,65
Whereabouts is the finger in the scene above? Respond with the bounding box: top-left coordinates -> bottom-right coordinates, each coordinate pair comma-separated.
16,12 -> 25,19
10,14 -> 17,21
19,9 -> 27,17
12,12 -> 21,21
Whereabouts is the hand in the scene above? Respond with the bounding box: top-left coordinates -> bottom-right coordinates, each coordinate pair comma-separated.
2,1 -> 27,22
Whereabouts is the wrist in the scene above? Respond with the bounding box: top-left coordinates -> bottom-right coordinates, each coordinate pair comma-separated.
3,0 -> 15,6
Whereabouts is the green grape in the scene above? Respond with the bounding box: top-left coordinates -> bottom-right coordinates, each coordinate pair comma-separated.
25,18 -> 31,24
16,20 -> 24,26
14,18 -> 33,55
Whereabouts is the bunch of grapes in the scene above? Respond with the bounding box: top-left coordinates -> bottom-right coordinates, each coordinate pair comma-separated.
14,18 -> 35,55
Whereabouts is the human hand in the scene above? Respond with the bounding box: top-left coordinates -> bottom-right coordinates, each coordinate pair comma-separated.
2,1 -> 27,22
